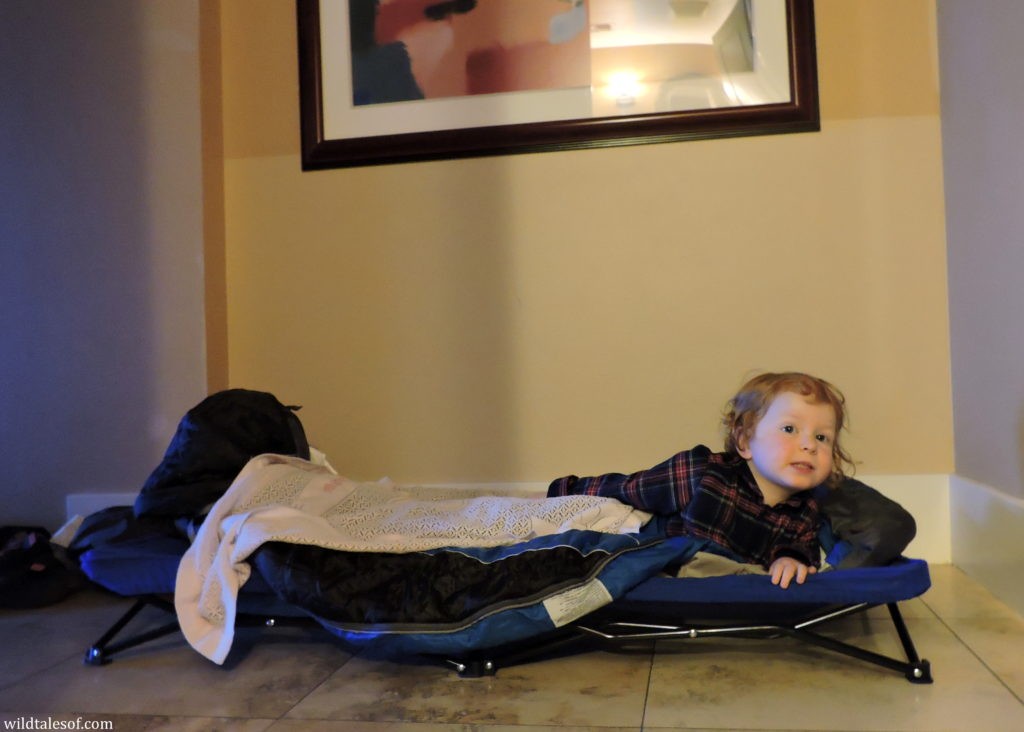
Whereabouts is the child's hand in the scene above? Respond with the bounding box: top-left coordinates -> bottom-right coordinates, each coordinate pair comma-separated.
769,557 -> 817,589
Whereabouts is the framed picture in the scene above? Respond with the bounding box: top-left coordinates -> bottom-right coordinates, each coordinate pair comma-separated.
297,0 -> 819,170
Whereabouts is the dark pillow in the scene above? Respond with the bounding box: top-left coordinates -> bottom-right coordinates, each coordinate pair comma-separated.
818,478 -> 917,567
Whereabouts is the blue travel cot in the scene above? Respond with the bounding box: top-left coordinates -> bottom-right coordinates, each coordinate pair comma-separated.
77,521 -> 932,684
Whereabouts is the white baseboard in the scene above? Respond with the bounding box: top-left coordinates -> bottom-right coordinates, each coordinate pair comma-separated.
66,492 -> 137,521
949,475 -> 1024,616
64,473 -> 953,564
418,481 -> 549,496
855,473 -> 951,564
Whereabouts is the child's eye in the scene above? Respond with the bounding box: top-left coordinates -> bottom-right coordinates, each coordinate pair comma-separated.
782,425 -> 795,434
816,434 -> 831,443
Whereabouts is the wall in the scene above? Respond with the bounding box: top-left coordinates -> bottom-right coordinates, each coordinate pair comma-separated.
0,2 -> 208,529
937,1 -> 1024,613
217,2 -> 951,507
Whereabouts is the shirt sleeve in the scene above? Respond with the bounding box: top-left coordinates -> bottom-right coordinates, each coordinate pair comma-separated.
546,445 -> 710,517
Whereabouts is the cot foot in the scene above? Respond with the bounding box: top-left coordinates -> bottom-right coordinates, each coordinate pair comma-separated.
906,659 -> 932,684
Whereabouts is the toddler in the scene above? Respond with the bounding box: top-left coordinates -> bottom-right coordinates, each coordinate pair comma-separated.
547,372 -> 853,589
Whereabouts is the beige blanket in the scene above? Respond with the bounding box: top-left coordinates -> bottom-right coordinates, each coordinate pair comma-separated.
675,552 -> 769,578
175,454 -> 652,664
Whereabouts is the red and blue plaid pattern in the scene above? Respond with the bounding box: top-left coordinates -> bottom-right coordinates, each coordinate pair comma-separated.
547,445 -> 821,568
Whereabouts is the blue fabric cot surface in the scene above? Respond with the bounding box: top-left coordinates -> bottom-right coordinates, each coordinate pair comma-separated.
79,534 -> 273,599
616,551 -> 930,607
79,535 -> 184,597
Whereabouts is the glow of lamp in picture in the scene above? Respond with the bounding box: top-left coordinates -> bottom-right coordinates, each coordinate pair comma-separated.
604,71 -> 644,107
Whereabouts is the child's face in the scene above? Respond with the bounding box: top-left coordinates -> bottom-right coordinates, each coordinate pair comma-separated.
737,390 -> 836,506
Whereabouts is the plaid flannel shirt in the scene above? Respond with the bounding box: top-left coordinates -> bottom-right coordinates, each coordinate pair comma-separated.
547,444 -> 821,568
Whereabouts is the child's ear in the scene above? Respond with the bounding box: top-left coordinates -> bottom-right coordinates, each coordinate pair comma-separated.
735,430 -> 753,459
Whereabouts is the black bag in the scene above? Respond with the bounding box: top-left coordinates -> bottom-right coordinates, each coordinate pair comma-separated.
0,526 -> 85,609
133,389 -> 311,521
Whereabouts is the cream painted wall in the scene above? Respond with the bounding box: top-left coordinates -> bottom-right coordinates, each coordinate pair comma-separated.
216,0 -> 952,486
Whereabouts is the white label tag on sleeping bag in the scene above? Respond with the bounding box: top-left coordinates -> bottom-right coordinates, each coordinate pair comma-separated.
543,579 -> 613,627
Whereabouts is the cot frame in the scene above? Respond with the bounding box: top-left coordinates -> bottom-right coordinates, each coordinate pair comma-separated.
84,596 -> 931,685
83,594 -> 311,666
445,599 -> 932,684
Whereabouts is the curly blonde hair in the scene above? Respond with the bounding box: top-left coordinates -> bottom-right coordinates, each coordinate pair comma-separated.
722,372 -> 854,486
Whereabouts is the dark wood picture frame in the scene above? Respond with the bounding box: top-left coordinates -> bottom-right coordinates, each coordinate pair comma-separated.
297,0 -> 819,170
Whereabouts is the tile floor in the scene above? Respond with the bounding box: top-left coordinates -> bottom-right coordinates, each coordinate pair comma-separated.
1,564 -> 1022,731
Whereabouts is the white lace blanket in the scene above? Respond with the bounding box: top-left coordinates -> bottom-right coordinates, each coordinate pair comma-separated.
175,453 -> 651,664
